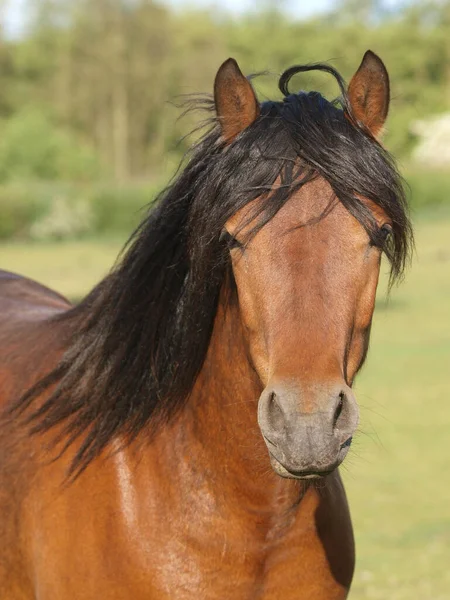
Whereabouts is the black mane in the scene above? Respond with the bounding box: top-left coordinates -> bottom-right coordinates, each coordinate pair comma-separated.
13,63 -> 412,476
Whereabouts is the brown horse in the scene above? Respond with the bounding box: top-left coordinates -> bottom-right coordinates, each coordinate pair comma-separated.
0,51 -> 411,599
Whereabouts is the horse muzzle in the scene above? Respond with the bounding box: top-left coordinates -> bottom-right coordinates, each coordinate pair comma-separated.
257,380 -> 359,479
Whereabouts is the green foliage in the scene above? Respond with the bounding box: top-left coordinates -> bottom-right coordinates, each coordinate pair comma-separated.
0,181 -> 162,241
0,169 -> 448,242
30,196 -> 94,240
0,185 -> 46,240
87,182 -> 161,235
0,109 -> 101,182
0,1 -> 450,240
406,169 -> 450,211
3,0 -> 450,181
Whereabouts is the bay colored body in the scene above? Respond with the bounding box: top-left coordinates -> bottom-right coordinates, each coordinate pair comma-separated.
0,271 -> 354,599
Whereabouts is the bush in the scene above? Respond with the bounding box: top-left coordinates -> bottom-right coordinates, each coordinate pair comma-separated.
0,110 -> 101,183
0,186 -> 46,240
0,170 -> 449,242
90,183 -> 161,235
0,181 -> 164,241
30,196 -> 94,240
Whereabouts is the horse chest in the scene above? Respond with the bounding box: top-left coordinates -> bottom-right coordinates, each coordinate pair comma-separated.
123,492 -> 349,599
23,467 -> 351,600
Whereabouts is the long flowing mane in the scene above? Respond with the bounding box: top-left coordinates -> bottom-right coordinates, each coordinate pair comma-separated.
11,63 -> 412,476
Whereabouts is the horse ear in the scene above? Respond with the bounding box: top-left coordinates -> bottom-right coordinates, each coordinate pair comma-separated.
347,50 -> 390,138
214,58 -> 260,143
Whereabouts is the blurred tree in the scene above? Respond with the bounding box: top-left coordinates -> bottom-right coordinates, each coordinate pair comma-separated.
332,0 -> 388,22
0,0 -> 449,181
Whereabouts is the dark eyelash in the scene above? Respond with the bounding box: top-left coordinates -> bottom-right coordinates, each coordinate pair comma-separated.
219,230 -> 243,250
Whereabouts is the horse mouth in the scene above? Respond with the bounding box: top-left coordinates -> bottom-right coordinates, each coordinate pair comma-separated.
268,452 -> 334,480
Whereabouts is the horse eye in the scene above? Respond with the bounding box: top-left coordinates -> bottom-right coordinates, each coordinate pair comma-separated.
220,229 -> 242,250
380,223 -> 393,241
371,223 -> 392,250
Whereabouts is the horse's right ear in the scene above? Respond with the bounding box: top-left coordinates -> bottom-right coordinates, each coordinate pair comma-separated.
214,58 -> 260,144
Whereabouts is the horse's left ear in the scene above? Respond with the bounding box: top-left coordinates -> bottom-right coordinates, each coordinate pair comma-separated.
214,58 -> 260,144
347,50 -> 390,138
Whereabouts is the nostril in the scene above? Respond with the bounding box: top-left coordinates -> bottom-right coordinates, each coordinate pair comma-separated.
333,392 -> 345,429
341,436 -> 353,450
267,391 -> 285,432
332,387 -> 359,442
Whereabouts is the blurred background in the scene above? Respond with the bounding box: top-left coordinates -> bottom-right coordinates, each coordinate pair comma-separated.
0,0 -> 449,598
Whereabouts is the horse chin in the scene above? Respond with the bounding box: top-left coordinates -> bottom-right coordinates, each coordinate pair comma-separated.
268,453 -> 334,481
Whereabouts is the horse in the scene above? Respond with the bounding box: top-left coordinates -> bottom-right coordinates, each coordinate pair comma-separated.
0,50 -> 411,599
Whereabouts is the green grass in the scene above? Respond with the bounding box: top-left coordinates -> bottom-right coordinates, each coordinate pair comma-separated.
346,215 -> 450,599
1,215 -> 449,598
0,238 -> 124,301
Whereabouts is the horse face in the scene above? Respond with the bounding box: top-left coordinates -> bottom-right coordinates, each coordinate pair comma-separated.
225,177 -> 390,479
213,51 -> 396,479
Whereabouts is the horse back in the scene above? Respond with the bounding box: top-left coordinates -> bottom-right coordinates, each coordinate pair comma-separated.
0,271 -> 72,597
0,269 -> 72,408
0,269 -> 71,317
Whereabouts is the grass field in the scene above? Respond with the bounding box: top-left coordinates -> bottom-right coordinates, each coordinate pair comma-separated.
1,213 -> 449,598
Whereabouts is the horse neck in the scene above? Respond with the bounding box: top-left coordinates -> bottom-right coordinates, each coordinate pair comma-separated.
173,287 -> 304,510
